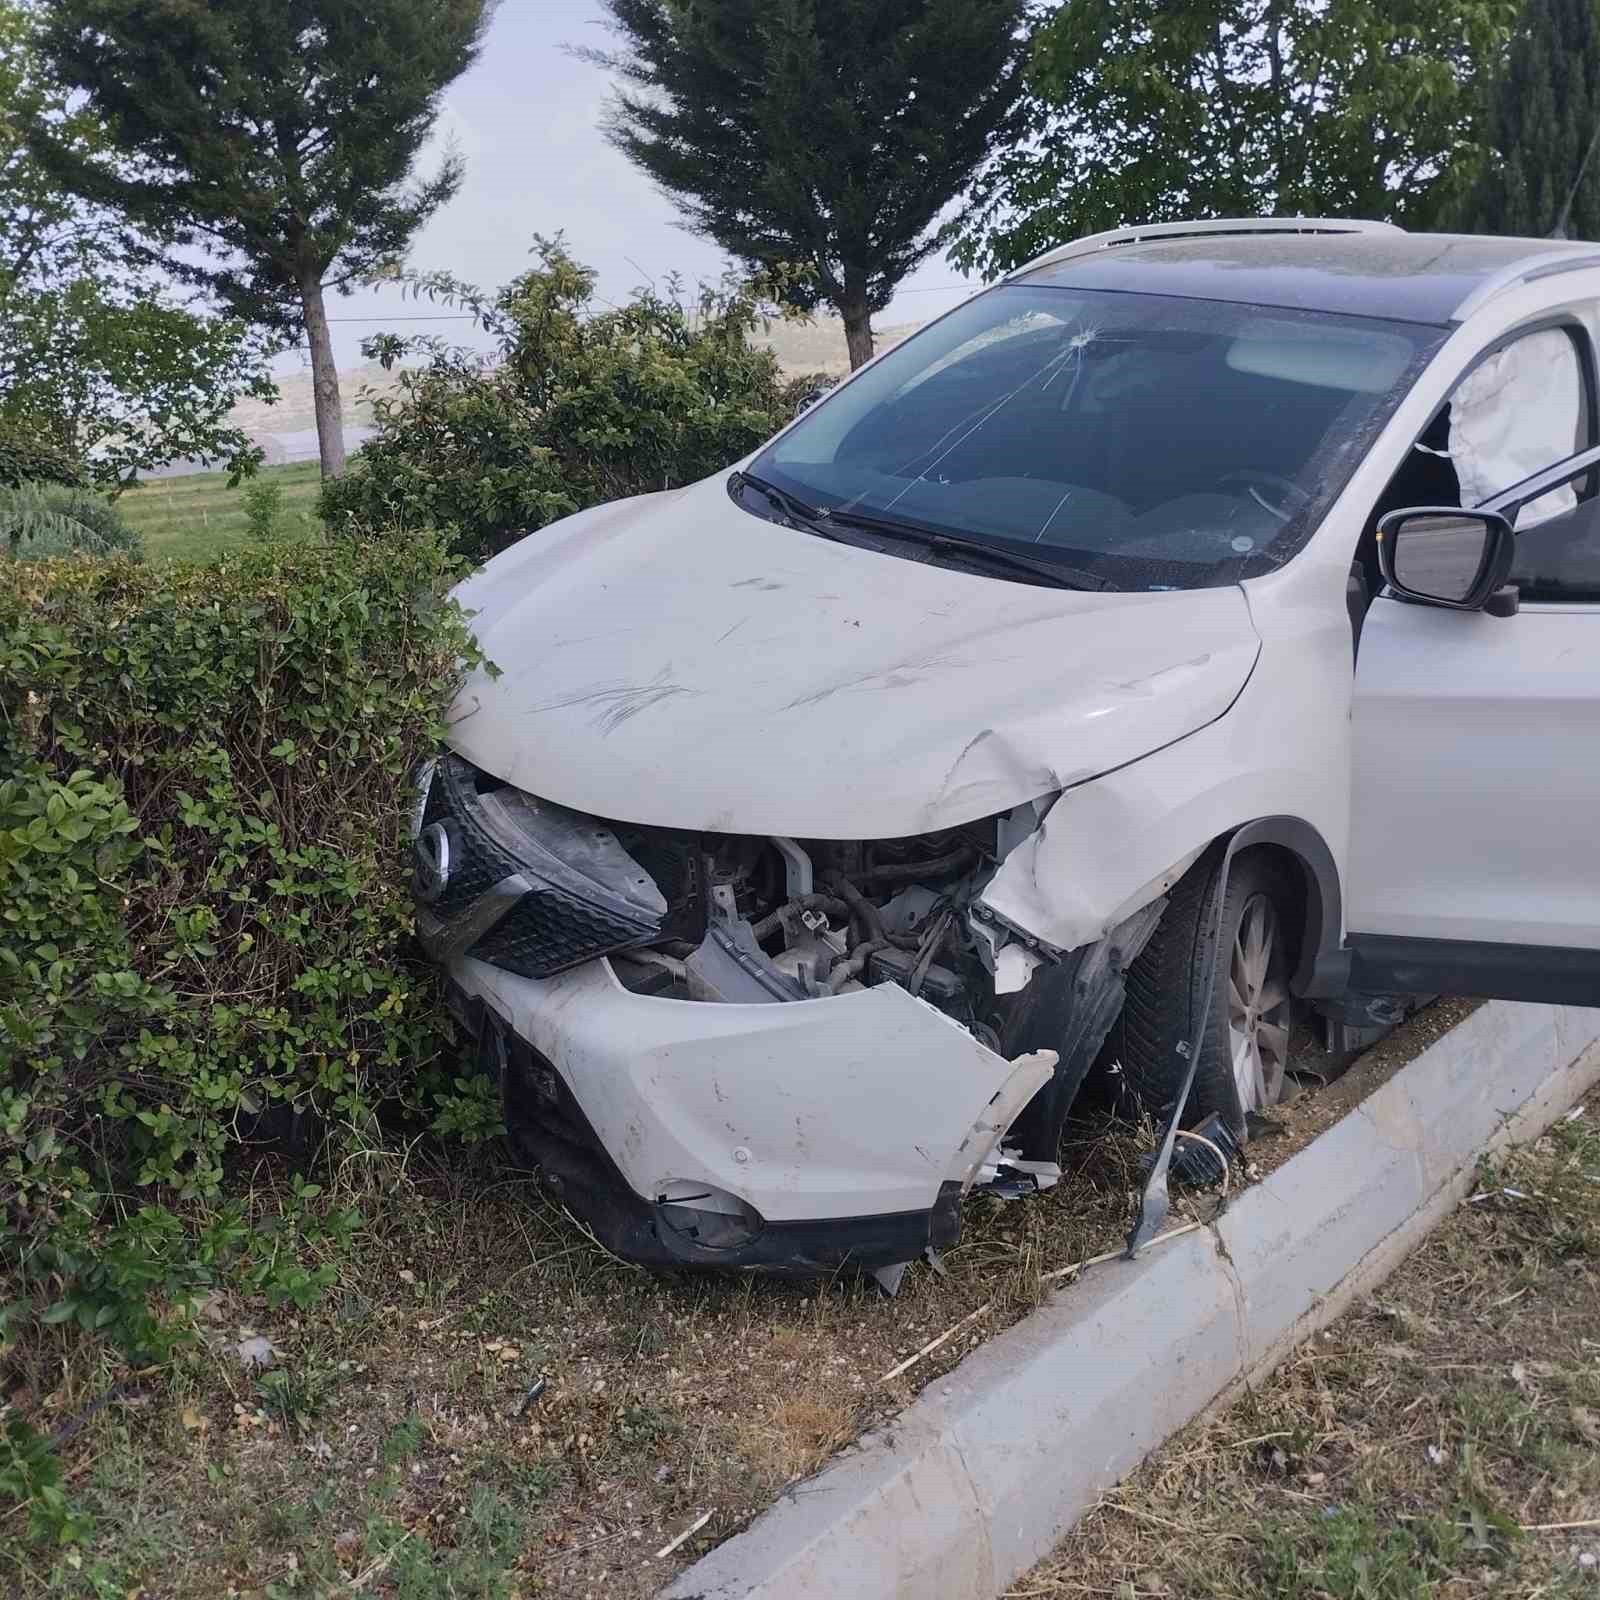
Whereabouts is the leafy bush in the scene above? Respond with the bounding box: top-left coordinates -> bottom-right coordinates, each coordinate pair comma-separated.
320,239 -> 798,561
0,417 -> 85,491
0,480 -> 142,559
0,535 -> 487,1524
239,473 -> 285,542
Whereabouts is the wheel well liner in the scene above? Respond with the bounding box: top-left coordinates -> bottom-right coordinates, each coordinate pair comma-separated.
1225,816 -> 1347,998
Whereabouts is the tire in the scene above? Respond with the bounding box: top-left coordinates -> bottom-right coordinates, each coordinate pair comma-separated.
1105,845 -> 1297,1138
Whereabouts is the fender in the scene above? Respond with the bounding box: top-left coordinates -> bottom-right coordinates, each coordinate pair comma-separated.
978,720 -> 1351,998
984,810 -> 1346,999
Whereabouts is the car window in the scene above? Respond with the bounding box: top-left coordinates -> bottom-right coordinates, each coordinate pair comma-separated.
1458,323 -> 1600,602
1368,320 -> 1600,606
751,285 -> 1442,591
1496,457 -> 1600,604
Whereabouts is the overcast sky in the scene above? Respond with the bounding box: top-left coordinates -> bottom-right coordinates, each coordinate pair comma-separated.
294,0 -> 976,374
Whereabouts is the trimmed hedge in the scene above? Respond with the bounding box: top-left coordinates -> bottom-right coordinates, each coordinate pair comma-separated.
0,535 -> 486,1533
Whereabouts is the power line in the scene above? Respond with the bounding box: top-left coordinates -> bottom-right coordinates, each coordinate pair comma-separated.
326,312 -> 476,322
322,284 -> 970,324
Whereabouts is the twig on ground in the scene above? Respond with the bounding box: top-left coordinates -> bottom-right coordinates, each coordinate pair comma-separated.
1041,1221 -> 1205,1285
686,1418 -> 710,1495
880,1222 -> 1207,1387
346,1531 -> 410,1595
554,1527 -> 632,1559
879,1302 -> 993,1383
656,1510 -> 713,1559
1099,1497 -> 1250,1541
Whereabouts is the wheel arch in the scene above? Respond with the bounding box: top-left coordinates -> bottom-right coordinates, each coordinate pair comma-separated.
1224,816 -> 1347,998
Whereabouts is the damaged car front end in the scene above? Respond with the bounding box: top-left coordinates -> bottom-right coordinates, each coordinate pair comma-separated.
416,750 -> 1164,1273
413,252 -> 1449,1275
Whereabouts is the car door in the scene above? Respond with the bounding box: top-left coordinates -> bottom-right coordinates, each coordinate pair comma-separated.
1347,314 -> 1600,1005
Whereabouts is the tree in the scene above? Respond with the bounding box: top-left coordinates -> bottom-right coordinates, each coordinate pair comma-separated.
31,0 -> 497,479
1456,0 -> 1600,239
952,0 -> 1520,280
588,0 -> 1029,369
320,240 -> 799,561
1,279 -> 276,489
1,1 -> 272,487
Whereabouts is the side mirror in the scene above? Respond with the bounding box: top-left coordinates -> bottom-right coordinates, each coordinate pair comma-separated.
1376,506 -> 1515,611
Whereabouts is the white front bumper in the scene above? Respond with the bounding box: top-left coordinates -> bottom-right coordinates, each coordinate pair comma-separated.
449,954 -> 1053,1224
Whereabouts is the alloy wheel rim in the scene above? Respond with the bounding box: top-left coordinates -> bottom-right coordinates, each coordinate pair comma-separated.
1226,893 -> 1291,1115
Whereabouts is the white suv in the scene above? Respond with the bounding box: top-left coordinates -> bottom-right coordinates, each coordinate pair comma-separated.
415,218 -> 1600,1274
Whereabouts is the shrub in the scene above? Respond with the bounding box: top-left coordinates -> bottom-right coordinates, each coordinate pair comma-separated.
0,534 -> 487,1521
0,417 -> 85,491
320,238 -> 797,562
240,473 -> 285,542
0,480 -> 142,560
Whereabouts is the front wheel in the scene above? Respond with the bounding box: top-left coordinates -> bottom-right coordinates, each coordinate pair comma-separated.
1107,846 -> 1298,1137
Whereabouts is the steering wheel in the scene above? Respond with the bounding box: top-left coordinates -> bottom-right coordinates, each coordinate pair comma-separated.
1216,470 -> 1313,524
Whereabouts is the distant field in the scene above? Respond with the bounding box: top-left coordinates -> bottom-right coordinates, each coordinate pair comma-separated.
117,461 -> 323,560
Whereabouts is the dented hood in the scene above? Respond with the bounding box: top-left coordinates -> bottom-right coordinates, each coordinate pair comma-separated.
446,477 -> 1261,837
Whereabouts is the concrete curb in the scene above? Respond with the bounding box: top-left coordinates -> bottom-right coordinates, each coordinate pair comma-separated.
662,1002 -> 1600,1600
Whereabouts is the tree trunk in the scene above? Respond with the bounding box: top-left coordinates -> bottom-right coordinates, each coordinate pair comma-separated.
298,271 -> 347,479
840,286 -> 874,370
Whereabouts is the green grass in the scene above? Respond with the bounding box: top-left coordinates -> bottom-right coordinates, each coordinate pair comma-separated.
1021,1099 -> 1600,1599
115,461 -> 324,560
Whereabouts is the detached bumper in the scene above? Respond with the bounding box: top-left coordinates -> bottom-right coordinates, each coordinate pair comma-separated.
446,955 -> 1053,1274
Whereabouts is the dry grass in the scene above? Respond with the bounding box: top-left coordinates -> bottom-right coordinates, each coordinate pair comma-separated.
0,1002 -> 1478,1599
1013,1092 -> 1600,1599
736,1395 -> 856,1484
0,1110 -> 1158,1599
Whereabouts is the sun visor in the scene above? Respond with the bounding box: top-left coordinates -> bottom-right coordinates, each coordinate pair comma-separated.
1225,322 -> 1415,392
1449,328 -> 1584,527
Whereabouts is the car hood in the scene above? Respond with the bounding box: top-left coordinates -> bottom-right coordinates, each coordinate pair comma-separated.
446,477 -> 1261,838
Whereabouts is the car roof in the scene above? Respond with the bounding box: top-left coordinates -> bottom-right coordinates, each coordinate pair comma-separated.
1011,227 -> 1600,326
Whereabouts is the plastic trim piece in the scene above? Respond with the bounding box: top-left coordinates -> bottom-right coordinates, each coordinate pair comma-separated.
1349,934 -> 1600,1006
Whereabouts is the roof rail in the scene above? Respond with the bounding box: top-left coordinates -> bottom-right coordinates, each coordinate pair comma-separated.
1449,247 -> 1600,321
1008,216 -> 1401,280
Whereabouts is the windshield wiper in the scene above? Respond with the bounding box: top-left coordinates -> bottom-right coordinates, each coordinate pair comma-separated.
822,506 -> 1116,592
734,471 -> 1114,592
731,470 -> 857,546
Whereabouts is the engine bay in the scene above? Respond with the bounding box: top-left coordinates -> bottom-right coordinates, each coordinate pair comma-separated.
414,754 -> 1031,1034
610,823 -> 1006,1030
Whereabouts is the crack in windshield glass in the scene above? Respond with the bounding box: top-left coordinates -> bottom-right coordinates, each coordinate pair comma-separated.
751,286 -> 1444,591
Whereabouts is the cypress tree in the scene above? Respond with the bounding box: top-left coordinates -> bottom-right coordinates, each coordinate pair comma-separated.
588,0 -> 1028,369
30,1 -> 496,477
1460,0 -> 1600,238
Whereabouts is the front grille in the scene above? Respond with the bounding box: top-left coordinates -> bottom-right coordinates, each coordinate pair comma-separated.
471,879 -> 661,978
417,756 -> 669,979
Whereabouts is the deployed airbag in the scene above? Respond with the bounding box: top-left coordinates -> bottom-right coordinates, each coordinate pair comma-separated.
1450,328 -> 1583,526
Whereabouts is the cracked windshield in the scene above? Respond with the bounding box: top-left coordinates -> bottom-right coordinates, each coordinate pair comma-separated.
754,285 -> 1441,589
